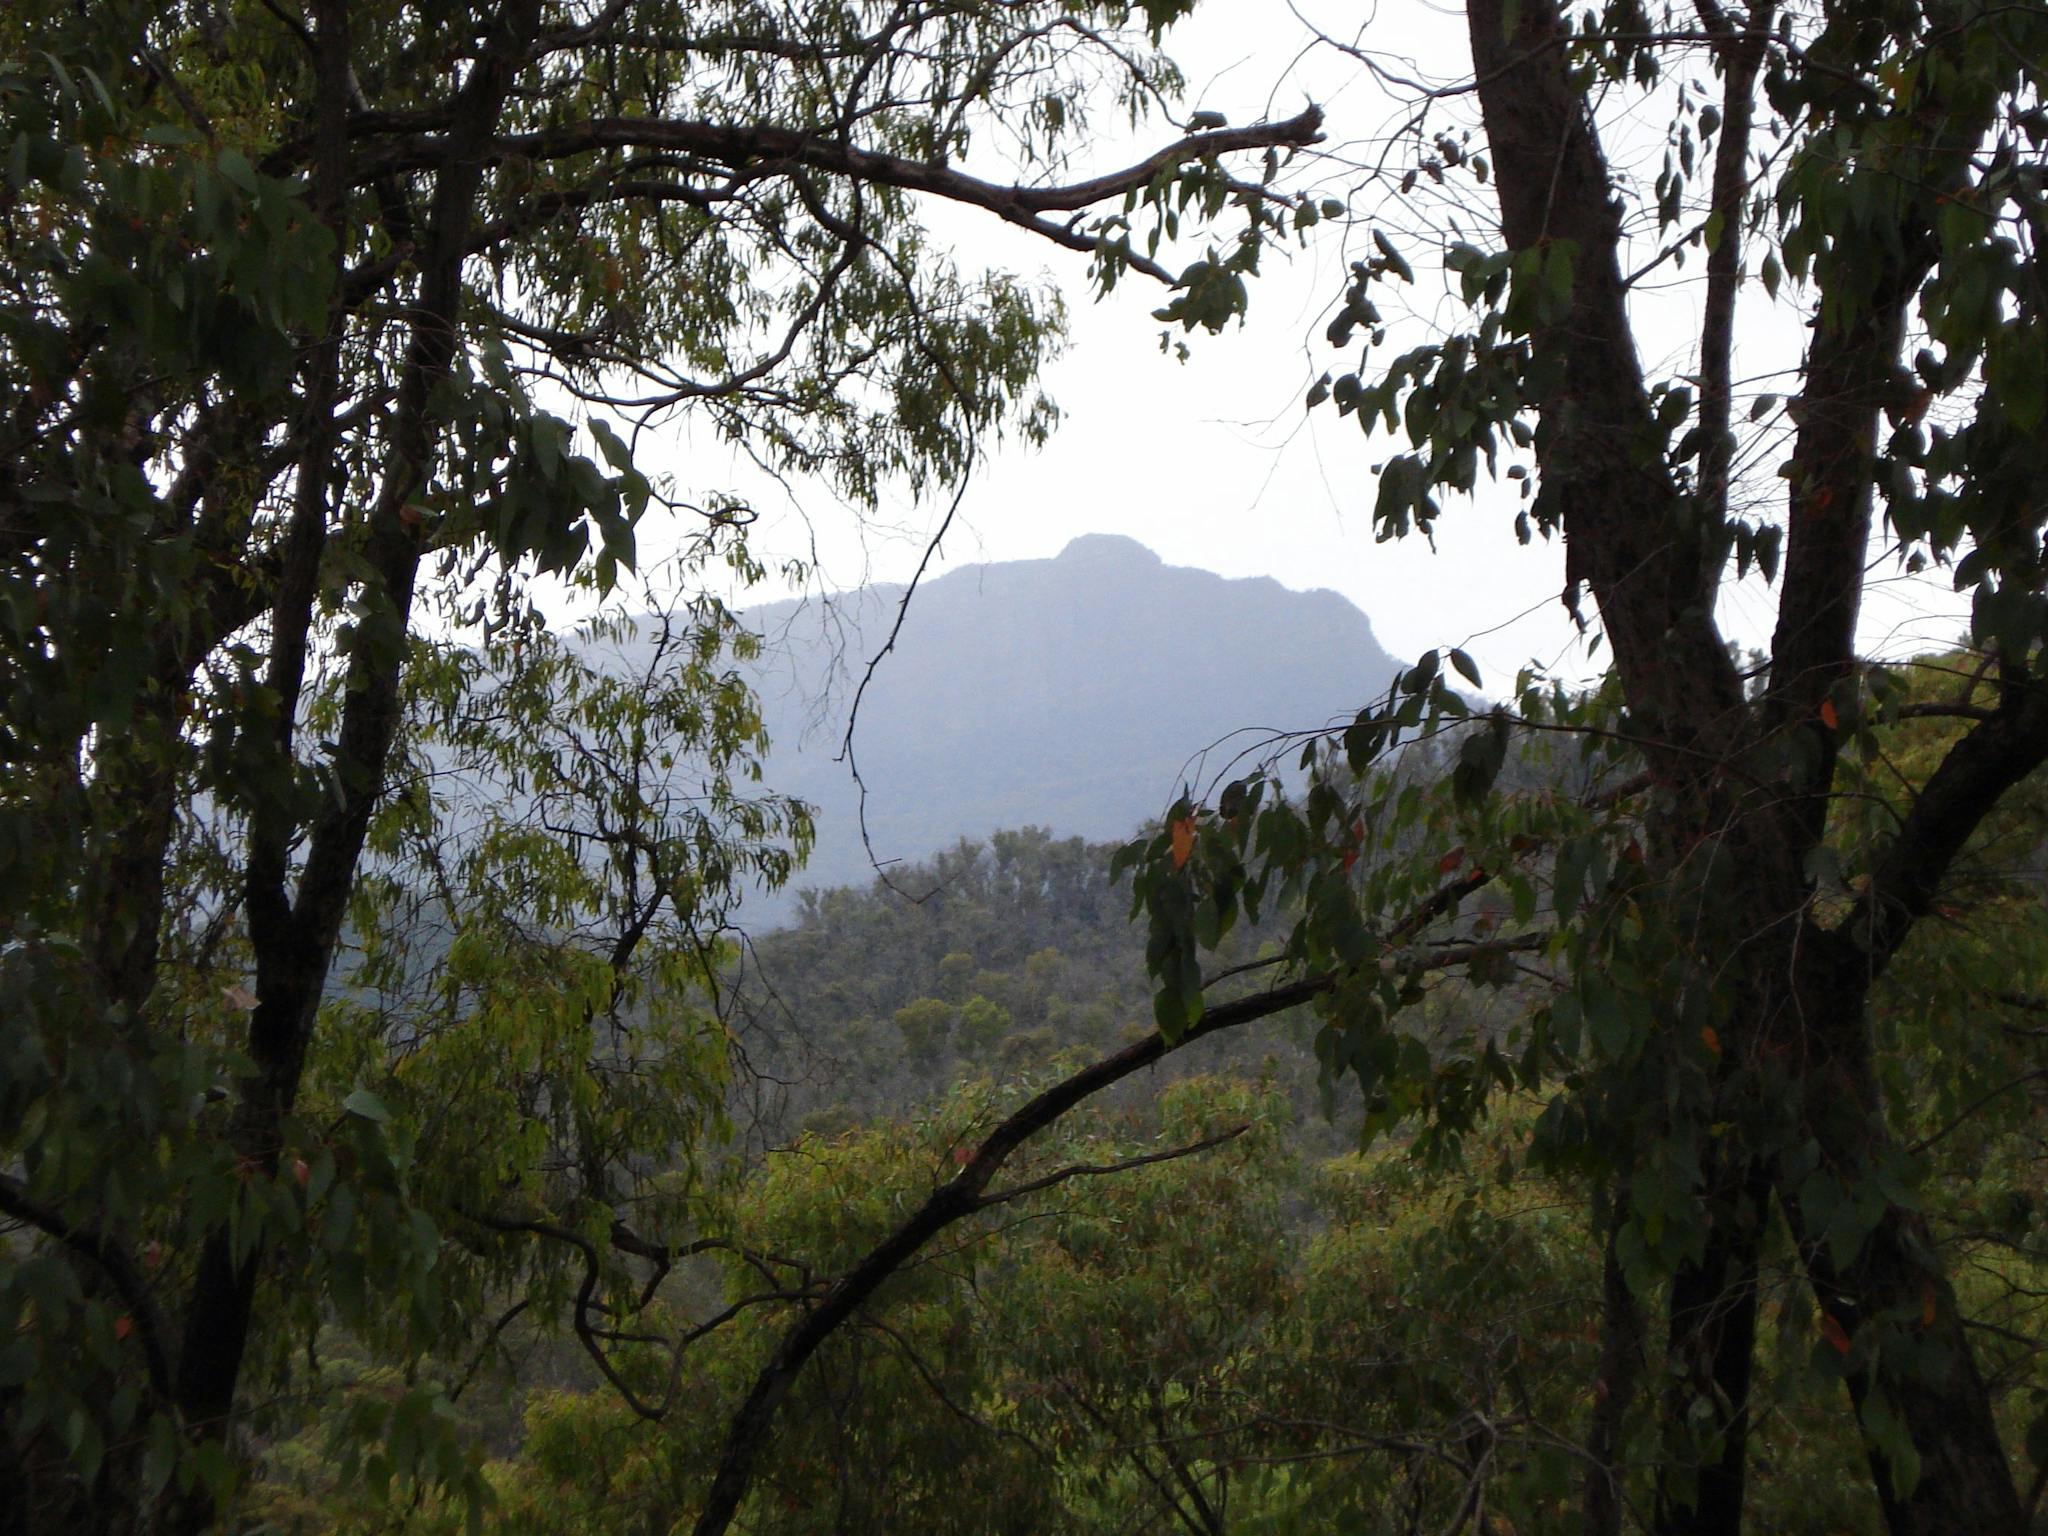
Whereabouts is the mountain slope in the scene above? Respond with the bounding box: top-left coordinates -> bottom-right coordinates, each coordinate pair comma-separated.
634,534 -> 1404,925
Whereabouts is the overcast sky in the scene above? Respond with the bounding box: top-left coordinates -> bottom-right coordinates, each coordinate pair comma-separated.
617,0 -> 1970,701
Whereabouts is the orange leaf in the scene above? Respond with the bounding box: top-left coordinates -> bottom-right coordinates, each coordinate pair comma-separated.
1820,1313 -> 1852,1354
1342,820 -> 1366,873
1439,844 -> 1465,874
1169,817 -> 1197,871
293,1158 -> 311,1188
1819,699 -> 1839,731
1700,1025 -> 1720,1056
1921,1285 -> 1938,1328
114,1315 -> 132,1341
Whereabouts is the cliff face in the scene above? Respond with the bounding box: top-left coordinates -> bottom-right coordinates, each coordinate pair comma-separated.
626,535 -> 1404,926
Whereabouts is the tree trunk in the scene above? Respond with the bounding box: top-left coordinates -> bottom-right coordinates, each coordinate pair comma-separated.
1586,1199 -> 1645,1536
1652,1165 -> 1764,1536
1782,968 -> 2025,1536
1798,1205 -> 2024,1535
1459,0 -> 2030,1524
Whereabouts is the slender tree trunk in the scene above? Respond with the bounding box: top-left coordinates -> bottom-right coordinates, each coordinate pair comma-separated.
1586,1197 -> 1646,1536
1653,1164 -> 1764,1536
162,5 -> 544,1528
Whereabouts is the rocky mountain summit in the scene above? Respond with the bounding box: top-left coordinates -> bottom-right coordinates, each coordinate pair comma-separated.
710,534 -> 1402,923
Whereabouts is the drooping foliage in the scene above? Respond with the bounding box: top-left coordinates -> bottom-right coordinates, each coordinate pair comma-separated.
0,1 -> 1323,1527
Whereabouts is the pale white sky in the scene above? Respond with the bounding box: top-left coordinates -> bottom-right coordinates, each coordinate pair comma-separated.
614,0 -> 1970,700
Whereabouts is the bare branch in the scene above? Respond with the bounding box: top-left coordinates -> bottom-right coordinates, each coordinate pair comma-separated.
975,1124 -> 1251,1209
1855,677 -> 2048,969
353,107 -> 1324,283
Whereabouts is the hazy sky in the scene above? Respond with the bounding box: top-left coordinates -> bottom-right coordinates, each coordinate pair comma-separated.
623,0 -> 1969,701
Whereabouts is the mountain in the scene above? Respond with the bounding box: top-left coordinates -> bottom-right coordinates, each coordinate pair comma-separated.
696,534 -> 1400,926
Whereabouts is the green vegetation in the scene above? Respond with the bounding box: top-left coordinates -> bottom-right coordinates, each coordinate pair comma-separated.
6,0 -> 2048,1532
237,789 -> 2048,1533
0,1 -> 1320,1528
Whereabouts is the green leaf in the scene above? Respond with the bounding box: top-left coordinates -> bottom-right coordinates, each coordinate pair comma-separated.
1402,651 -> 1441,695
343,1089 -> 392,1124
588,417 -> 633,472
1372,229 -> 1415,285
142,1413 -> 177,1498
1542,240 -> 1576,318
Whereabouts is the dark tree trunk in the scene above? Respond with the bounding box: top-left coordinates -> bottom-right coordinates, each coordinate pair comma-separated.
161,6 -> 545,1529
1798,1205 -> 2025,1535
1652,1165 -> 1764,1536
1781,968 -> 2026,1536
1585,1201 -> 1646,1536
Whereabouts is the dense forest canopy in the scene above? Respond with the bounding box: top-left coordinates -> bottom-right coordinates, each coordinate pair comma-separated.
3,0 -> 2047,1533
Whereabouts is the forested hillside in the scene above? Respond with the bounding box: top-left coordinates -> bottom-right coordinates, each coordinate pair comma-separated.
729,828 -> 1358,1146
253,798 -> 2048,1536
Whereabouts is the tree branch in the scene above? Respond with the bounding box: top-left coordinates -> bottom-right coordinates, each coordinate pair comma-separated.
1855,677 -> 2048,969
1692,0 -> 1772,559
974,1124 -> 1250,1209
357,106 -> 1323,283
1909,1067 -> 2048,1155
1464,0 -> 1747,761
175,0 -> 549,1446
1760,48 -> 1992,815
0,1175 -> 172,1402
686,969 -> 1331,1536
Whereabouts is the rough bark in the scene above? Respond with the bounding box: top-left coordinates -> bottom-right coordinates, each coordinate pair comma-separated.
1777,950 -> 2028,1535
1794,1187 -> 2024,1535
1465,0 -> 1747,765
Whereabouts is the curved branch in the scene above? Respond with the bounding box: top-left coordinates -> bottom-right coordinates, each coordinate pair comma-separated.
0,1175 -> 172,1402
686,969 -> 1332,1536
1855,677 -> 2048,969
353,106 -> 1324,281
975,1124 -> 1250,1209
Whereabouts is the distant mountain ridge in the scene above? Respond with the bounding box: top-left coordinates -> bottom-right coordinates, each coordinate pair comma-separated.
667,534 -> 1403,925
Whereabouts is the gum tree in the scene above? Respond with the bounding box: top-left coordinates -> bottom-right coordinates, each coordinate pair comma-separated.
0,1 -> 1322,1527
1116,0 -> 2047,1531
